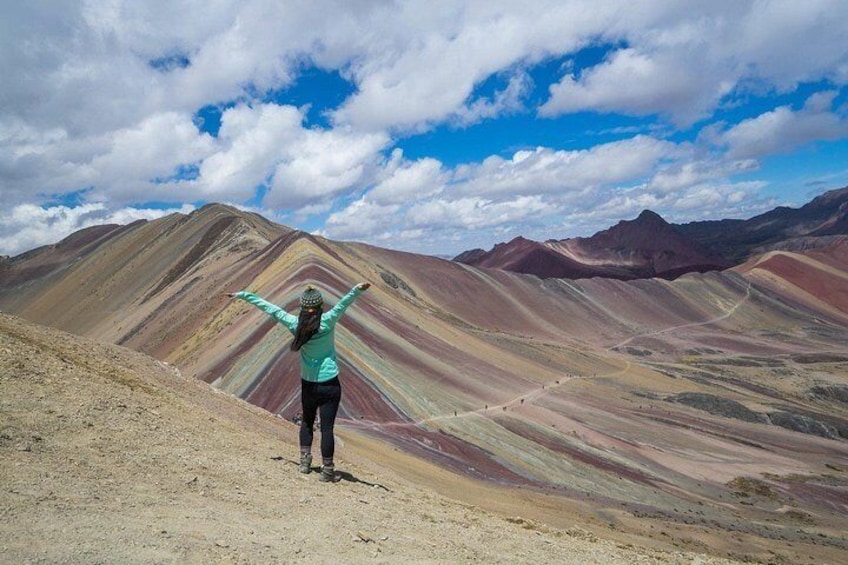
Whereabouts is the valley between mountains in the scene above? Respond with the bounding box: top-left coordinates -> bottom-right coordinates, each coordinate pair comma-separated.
2,200 -> 848,563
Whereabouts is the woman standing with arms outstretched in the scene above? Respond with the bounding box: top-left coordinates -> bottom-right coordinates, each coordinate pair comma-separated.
227,282 -> 370,482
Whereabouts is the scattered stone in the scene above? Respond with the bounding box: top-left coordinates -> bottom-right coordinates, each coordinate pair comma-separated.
379,270 -> 416,297
807,384 -> 848,405
727,476 -> 778,499
793,353 -> 848,364
667,392 -> 766,423
768,411 -> 843,439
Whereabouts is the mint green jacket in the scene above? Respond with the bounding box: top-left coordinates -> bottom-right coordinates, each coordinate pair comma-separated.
235,286 -> 364,382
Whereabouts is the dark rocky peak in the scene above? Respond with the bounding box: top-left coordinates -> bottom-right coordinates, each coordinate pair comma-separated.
493,235 -> 532,249
588,209 -> 680,248
805,186 -> 848,210
635,209 -> 667,224
453,248 -> 487,263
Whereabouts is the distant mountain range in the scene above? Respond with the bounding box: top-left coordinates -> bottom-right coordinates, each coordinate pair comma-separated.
455,186 -> 848,280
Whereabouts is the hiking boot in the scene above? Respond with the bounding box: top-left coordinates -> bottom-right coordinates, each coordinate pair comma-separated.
319,464 -> 337,482
299,453 -> 312,474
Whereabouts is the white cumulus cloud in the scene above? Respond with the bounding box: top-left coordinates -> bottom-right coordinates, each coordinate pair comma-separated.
368,150 -> 446,205
720,92 -> 848,160
456,136 -> 680,197
1,1 -> 847,256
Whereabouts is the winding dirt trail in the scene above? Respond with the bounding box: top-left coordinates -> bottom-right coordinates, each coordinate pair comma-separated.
609,281 -> 753,351
340,280 -> 754,433
340,357 -> 633,434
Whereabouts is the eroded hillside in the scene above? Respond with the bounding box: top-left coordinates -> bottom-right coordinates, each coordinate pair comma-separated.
2,205 -> 848,562
1,313 -> 753,564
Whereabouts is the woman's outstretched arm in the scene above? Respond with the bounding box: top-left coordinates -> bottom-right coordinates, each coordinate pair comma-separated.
226,291 -> 298,329
322,282 -> 370,327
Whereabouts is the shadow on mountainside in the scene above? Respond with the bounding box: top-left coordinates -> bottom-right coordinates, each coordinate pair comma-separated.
270,456 -> 392,491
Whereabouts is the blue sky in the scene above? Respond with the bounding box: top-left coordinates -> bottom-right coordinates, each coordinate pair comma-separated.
2,1 -> 848,257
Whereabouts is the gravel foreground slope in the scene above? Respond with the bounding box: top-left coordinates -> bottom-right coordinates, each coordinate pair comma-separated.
0,313 -> 740,564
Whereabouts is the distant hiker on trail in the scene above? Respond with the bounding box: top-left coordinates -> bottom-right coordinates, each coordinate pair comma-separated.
226,282 -> 371,482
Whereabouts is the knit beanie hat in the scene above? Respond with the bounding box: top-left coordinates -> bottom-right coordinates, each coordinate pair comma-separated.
300,285 -> 323,309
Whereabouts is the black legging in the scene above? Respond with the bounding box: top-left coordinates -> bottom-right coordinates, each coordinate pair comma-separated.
300,377 -> 341,461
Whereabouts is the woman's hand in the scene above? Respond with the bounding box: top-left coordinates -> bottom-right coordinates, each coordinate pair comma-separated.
357,282 -> 371,291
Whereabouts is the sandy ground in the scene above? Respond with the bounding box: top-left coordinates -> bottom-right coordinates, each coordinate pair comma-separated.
0,312 -> 745,564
